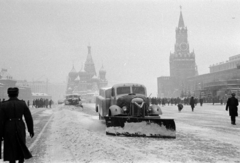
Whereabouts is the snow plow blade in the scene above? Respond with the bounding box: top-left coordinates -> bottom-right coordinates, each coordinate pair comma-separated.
105,116 -> 176,138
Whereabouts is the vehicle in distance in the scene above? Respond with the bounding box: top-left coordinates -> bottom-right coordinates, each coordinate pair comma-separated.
64,94 -> 82,107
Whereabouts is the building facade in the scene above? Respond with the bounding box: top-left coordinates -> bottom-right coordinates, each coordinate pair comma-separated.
28,80 -> 66,102
209,54 -> 240,73
66,46 -> 108,99
188,54 -> 240,101
0,69 -> 32,102
157,9 -> 198,98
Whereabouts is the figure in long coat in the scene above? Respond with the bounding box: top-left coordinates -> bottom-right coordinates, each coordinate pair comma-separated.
226,93 -> 238,125
0,87 -> 34,163
199,97 -> 203,106
189,96 -> 195,112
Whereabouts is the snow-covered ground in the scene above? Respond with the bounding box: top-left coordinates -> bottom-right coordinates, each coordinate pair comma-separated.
42,105 -> 161,163
0,103 -> 237,163
35,103 -> 240,163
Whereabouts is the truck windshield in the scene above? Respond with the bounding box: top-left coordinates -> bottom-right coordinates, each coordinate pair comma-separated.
132,86 -> 146,95
117,86 -> 131,95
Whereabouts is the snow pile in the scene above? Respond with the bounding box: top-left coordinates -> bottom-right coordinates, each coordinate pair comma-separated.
106,121 -> 176,137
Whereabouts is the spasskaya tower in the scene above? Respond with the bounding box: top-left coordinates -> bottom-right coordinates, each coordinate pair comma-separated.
169,9 -> 198,79
157,8 -> 198,98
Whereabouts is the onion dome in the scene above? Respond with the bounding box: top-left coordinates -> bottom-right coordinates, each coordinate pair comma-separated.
99,65 -> 106,74
91,75 -> 99,82
68,65 -> 78,79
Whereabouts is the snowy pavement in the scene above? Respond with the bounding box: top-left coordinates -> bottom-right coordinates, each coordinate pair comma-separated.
41,105 -> 161,163
40,104 -> 240,162
2,103 -> 240,163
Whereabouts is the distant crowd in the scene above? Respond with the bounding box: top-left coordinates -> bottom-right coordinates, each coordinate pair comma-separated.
148,96 -> 227,106
33,98 -> 53,108
148,97 -> 200,106
0,98 -> 54,109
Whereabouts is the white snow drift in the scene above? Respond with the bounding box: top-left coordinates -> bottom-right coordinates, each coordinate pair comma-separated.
106,121 -> 176,137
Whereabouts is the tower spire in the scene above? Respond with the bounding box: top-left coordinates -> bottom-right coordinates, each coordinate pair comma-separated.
86,45 -> 93,64
178,6 -> 185,28
84,45 -> 96,76
88,45 -> 91,55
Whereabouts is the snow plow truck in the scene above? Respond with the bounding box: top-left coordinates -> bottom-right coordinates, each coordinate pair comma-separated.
95,83 -> 176,138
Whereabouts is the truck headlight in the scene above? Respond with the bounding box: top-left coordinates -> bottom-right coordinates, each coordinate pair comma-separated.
123,106 -> 127,111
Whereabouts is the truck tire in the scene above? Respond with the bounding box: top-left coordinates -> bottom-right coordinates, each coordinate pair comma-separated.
96,106 -> 98,112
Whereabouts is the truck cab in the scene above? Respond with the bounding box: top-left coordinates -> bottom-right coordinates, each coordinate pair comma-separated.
96,83 -> 175,138
95,83 -> 152,119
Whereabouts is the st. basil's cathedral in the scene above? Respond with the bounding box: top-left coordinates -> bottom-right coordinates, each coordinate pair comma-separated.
66,46 -> 108,95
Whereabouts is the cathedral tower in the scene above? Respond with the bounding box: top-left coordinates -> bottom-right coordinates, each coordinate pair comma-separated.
84,46 -> 97,79
169,9 -> 197,80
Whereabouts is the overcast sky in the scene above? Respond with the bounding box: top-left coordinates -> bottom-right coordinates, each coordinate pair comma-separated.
0,0 -> 240,96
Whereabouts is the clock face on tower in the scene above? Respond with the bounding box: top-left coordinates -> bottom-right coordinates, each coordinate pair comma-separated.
180,43 -> 187,50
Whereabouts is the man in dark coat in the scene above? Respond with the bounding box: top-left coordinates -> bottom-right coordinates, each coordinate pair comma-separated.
226,93 -> 238,125
0,87 -> 34,163
200,97 -> 203,106
189,96 -> 195,112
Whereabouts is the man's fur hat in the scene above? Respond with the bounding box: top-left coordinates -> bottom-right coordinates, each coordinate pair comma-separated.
7,87 -> 19,97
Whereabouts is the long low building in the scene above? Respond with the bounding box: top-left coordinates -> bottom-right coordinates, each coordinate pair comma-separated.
187,54 -> 240,101
0,69 -> 32,102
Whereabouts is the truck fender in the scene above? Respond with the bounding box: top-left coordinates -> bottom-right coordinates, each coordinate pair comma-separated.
109,105 -> 122,116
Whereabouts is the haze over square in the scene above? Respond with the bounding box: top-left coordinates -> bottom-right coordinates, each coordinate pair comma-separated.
0,0 -> 240,96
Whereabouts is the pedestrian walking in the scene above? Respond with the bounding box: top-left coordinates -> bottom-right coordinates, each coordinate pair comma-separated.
226,93 -> 238,125
177,103 -> 183,112
190,96 -> 195,112
49,99 -> 52,108
0,87 -> 34,163
212,96 -> 215,105
200,97 -> 203,106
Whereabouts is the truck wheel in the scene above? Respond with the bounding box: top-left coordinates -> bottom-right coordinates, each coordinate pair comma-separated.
96,106 -> 98,112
